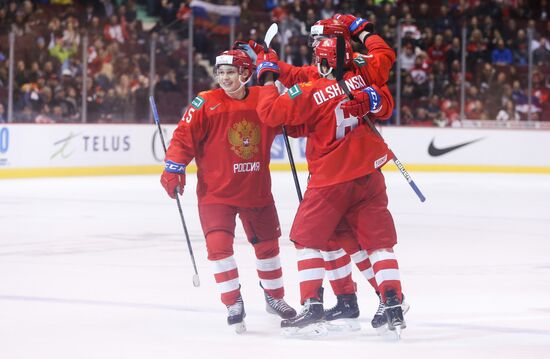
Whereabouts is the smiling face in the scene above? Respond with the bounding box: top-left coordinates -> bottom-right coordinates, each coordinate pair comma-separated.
216,65 -> 240,92
215,64 -> 250,97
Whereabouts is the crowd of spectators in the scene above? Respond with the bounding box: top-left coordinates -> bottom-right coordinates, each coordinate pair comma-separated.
0,0 -> 549,125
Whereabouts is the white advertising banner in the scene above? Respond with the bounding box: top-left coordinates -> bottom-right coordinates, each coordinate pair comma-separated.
380,127 -> 550,167
1,124 -> 549,178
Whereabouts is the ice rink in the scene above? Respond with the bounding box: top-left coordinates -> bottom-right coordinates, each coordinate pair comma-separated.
1,170 -> 549,358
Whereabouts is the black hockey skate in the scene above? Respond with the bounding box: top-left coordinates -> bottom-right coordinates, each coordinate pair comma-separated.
260,282 -> 297,319
324,293 -> 361,331
226,295 -> 246,334
384,290 -> 407,340
281,298 -> 327,337
372,291 -> 410,333
371,291 -> 387,330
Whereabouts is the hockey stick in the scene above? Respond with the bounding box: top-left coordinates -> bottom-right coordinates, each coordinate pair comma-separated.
335,36 -> 426,202
149,96 -> 201,287
263,23 -> 303,201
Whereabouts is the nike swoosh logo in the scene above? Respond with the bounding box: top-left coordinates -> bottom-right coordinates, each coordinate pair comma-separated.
428,137 -> 483,157
210,103 -> 221,111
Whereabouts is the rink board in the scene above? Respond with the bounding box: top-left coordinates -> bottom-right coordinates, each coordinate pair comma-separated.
0,123 -> 549,178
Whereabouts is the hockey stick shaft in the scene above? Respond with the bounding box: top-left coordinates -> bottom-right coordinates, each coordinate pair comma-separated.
335,36 -> 425,202
263,23 -> 303,202
149,96 -> 201,287
282,125 -> 303,202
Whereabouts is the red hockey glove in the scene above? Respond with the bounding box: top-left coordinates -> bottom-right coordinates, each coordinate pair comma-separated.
233,40 -> 264,54
160,160 -> 186,199
333,13 -> 373,40
341,86 -> 382,118
256,48 -> 280,85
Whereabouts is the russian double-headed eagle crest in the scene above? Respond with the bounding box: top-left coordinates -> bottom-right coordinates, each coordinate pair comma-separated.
228,120 -> 260,159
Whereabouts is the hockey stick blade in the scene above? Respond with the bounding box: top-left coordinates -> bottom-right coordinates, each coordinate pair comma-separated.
264,23 -> 278,50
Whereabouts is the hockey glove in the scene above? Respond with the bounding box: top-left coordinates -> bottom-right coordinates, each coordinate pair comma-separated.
233,40 -> 261,62
160,160 -> 186,199
333,13 -> 374,40
256,48 -> 280,85
341,86 -> 382,118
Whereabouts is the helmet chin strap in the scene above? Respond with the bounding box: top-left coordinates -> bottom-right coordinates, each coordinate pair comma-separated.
222,74 -> 252,96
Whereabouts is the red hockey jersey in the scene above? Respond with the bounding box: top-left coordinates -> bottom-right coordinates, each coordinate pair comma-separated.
166,87 -> 281,207
257,73 -> 394,188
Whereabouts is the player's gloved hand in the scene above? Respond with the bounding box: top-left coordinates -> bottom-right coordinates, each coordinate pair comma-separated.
256,48 -> 280,85
341,86 -> 382,118
233,40 -> 264,54
160,160 -> 186,199
333,13 -> 373,40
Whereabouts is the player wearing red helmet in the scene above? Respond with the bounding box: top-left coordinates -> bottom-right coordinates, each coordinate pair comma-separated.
161,48 -> 300,334
253,17 -> 407,338
241,13 -> 405,335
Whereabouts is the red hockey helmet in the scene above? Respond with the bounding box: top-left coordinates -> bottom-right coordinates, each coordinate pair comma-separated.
313,37 -> 353,71
308,19 -> 351,47
215,49 -> 255,80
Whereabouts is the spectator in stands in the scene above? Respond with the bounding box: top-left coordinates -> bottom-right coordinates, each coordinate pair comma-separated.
27,37 -> 51,66
427,34 -> 447,66
49,36 -> 77,67
87,16 -> 103,40
104,15 -> 128,44
496,99 -> 520,121
491,39 -> 513,65
466,85 -> 484,120
400,43 -> 416,71
446,37 -> 462,72
512,30 -> 529,65
430,61 -> 448,97
410,55 -> 430,99
401,74 -> 415,104
533,37 -> 550,66
426,95 -> 443,124
415,2 -> 433,32
62,16 -> 81,48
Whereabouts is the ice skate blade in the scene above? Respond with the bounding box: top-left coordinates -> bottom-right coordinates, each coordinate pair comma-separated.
282,322 -> 328,338
391,325 -> 403,341
402,302 -> 410,315
230,321 -> 247,334
374,324 -> 389,336
326,318 -> 361,332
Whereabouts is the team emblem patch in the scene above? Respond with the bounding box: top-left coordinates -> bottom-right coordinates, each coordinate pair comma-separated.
353,57 -> 366,67
288,84 -> 302,99
191,95 -> 205,109
228,120 -> 261,160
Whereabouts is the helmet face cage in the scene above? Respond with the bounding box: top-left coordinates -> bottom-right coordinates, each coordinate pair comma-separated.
313,37 -> 353,70
214,50 -> 254,80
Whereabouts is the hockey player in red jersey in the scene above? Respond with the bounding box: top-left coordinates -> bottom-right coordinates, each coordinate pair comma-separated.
160,48 -> 297,334
243,14 -> 402,333
255,35 -> 407,338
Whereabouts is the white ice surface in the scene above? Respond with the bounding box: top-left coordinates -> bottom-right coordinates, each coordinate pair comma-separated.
1,171 -> 550,358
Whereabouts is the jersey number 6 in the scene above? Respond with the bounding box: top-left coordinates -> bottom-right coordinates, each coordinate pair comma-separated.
335,99 -> 359,140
